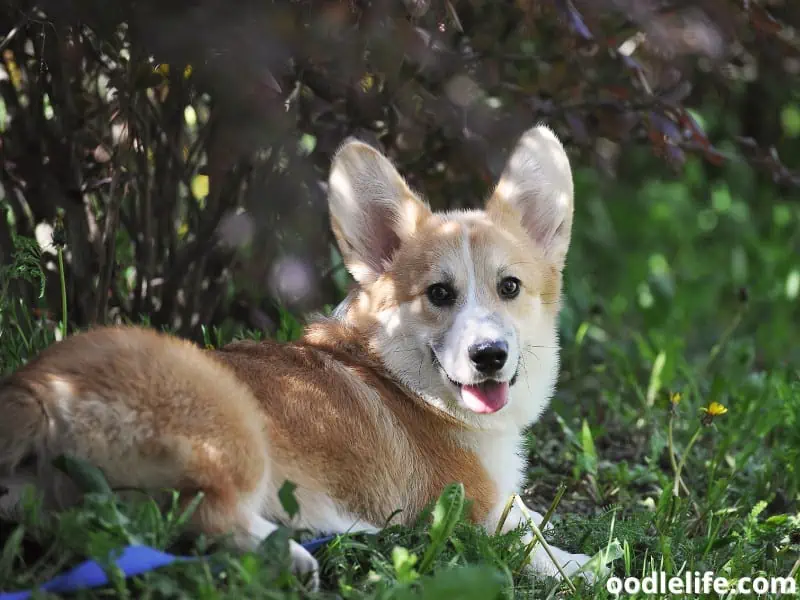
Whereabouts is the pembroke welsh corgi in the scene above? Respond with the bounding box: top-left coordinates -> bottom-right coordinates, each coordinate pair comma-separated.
0,125 -> 597,589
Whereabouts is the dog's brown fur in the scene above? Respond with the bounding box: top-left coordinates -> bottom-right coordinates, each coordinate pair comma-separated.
214,321 -> 497,525
0,321 -> 493,536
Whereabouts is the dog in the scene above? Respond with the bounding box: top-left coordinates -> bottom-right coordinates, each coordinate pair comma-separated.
0,125 -> 596,589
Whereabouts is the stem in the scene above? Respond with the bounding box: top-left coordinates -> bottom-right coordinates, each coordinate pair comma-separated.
667,406 -> 705,527
494,493 -> 516,536
539,482 -> 566,532
513,495 -> 577,593
673,425 -> 703,497
668,412 -> 680,495
702,309 -> 744,373
788,555 -> 799,580
520,483 -> 566,559
57,247 -> 67,339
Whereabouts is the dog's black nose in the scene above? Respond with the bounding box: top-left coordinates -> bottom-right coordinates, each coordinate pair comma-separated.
468,340 -> 508,374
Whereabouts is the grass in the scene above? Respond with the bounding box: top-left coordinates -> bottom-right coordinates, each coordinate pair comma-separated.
0,152 -> 799,599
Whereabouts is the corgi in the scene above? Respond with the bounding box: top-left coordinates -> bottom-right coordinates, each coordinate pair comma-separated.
0,125 -> 596,589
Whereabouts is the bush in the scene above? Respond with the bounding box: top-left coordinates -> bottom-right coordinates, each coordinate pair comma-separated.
0,0 -> 798,341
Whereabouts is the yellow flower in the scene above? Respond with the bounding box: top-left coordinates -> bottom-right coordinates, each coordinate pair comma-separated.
702,402 -> 728,417
670,392 -> 682,405
153,63 -> 193,79
700,401 -> 728,425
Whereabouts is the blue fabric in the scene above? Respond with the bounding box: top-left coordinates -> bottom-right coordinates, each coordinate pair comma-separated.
0,536 -> 335,599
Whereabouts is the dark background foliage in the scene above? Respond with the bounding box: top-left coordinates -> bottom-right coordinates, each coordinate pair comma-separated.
0,0 -> 797,340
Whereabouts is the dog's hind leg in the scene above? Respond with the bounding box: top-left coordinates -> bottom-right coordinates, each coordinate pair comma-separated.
123,429 -> 320,589
180,483 -> 319,589
0,327 -> 320,588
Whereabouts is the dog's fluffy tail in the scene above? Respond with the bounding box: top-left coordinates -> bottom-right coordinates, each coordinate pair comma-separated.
0,378 -> 50,473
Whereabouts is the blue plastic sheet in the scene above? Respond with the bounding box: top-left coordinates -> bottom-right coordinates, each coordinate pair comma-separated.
0,536 -> 334,599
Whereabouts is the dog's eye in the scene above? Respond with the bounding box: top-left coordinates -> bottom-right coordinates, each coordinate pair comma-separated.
498,277 -> 521,299
426,283 -> 456,307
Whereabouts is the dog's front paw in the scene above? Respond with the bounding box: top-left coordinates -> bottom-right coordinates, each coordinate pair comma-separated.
289,540 -> 320,590
527,545 -> 607,585
559,551 -> 605,584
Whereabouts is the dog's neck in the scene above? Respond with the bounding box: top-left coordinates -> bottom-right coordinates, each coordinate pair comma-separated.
301,316 -> 474,430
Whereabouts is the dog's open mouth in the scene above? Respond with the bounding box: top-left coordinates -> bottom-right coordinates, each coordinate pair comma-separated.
459,380 -> 509,414
431,348 -> 515,415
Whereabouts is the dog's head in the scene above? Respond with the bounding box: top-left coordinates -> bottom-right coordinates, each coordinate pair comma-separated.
327,126 -> 574,429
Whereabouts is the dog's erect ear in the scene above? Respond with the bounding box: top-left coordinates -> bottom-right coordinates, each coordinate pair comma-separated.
486,125 -> 574,267
328,139 -> 431,284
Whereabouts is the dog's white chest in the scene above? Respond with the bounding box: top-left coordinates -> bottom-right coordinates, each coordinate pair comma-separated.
468,429 -> 527,502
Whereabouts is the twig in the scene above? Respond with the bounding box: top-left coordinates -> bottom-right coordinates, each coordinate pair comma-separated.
538,483 -> 566,534
56,246 -> 67,339
667,411 -> 704,524
494,493 -> 516,536
788,555 -> 799,580
701,308 -> 745,373
94,170 -> 122,324
0,10 -> 30,54
514,495 -> 577,593
672,425 -> 702,498
519,483 -> 566,566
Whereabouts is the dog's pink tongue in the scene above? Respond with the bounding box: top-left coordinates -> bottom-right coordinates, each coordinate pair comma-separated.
461,381 -> 509,414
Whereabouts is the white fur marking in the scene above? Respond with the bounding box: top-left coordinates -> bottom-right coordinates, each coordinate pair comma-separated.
245,513 -> 320,586
247,513 -> 280,540
461,227 -> 477,306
